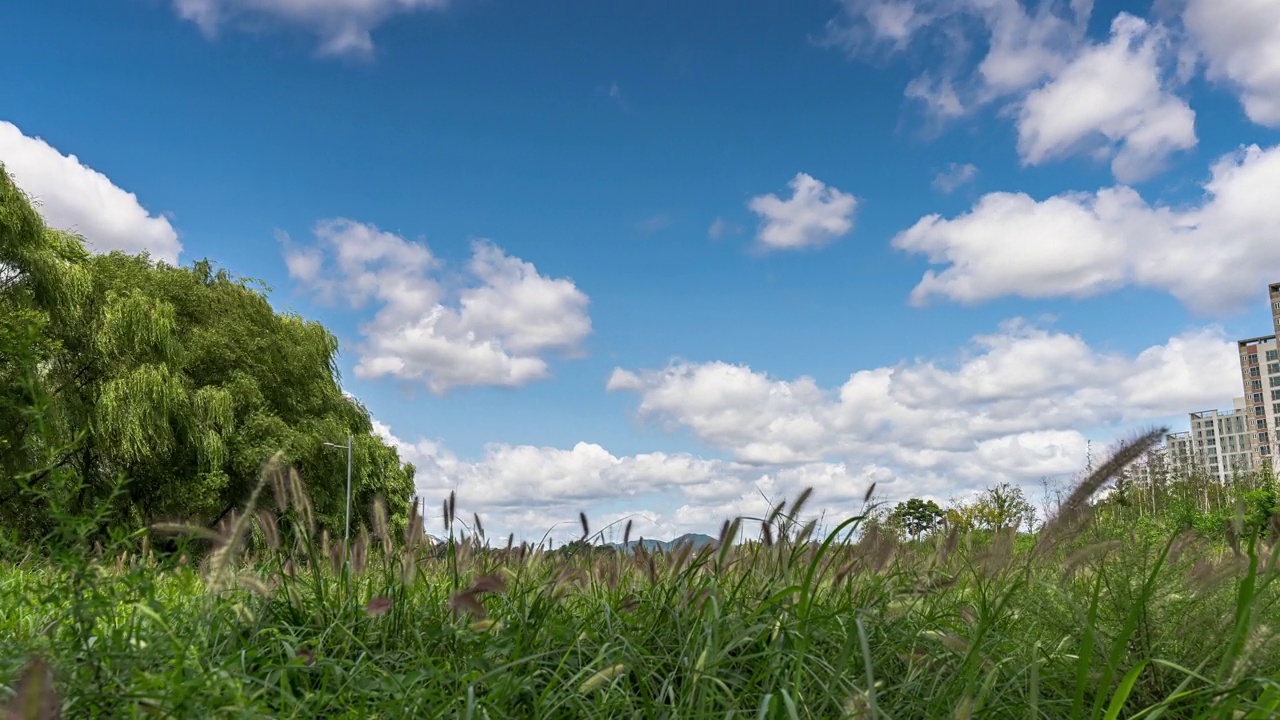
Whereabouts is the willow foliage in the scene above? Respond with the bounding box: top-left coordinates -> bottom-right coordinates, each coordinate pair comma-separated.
0,166 -> 415,542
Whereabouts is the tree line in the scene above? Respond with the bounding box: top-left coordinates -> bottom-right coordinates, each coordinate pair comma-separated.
0,166 -> 415,545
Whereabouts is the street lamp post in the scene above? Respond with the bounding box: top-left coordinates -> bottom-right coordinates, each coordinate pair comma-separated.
323,435 -> 353,544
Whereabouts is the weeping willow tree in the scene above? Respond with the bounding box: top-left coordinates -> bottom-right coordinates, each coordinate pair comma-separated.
0,166 -> 415,542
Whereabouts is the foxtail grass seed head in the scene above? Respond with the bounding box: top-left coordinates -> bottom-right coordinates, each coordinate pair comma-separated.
579,664 -> 628,695
257,510 -> 280,551
579,512 -> 590,541
353,528 -> 369,577
862,482 -> 877,506
365,596 -> 393,617
448,491 -> 456,525
449,591 -> 486,619
473,512 -> 484,540
623,519 -> 633,548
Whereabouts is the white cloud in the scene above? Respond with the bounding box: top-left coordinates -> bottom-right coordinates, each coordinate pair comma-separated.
284,219 -> 591,393
747,173 -> 858,251
893,142 -> 1280,312
1017,14 -> 1196,182
932,162 -> 979,193
609,320 -> 1237,472
825,1 -> 1197,180
374,417 -> 891,543
172,0 -> 449,56
375,320 -> 1237,542
0,121 -> 182,263
1181,0 -> 1280,127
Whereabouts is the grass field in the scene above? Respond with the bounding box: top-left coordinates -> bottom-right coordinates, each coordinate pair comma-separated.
2,456 -> 1280,719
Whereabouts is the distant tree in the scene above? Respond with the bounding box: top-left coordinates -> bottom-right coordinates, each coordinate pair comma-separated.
889,498 -> 946,538
966,483 -> 1037,533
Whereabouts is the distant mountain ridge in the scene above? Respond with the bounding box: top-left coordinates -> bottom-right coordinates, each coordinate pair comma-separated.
606,533 -> 716,552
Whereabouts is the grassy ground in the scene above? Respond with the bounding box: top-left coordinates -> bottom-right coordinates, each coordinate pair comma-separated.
2,465 -> 1279,718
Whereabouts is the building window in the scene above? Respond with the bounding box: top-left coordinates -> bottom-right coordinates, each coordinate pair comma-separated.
1258,406 -> 1267,416
1275,403 -> 1280,415
1271,350 -> 1280,361
1270,363 -> 1280,374
1272,390 -> 1280,400
1250,353 -> 1260,364
1263,446 -> 1273,456
1251,367 -> 1261,377
1257,380 -> 1267,389
1272,377 -> 1280,387
1255,393 -> 1264,403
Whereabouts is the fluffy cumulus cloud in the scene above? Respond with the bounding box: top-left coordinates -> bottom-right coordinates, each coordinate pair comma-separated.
894,142 -> 1280,312
747,173 -> 858,251
284,219 -> 590,393
1180,0 -> 1280,127
172,0 -> 449,56
373,418 -> 891,543
0,121 -> 182,263
608,321 -> 1237,468
1017,14 -> 1195,182
374,319 -> 1237,542
825,1 -> 1196,180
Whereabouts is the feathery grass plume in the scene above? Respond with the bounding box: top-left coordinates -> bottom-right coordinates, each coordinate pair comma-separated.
1,656 -> 59,720
921,629 -> 970,655
469,619 -> 500,633
1039,427 -> 1166,548
579,664 -> 629,695
467,573 -> 508,594
670,540 -> 694,577
796,519 -> 818,547
404,497 -> 422,548
448,491 -> 456,526
449,591 -> 486,619
287,466 -> 314,536
790,487 -> 815,524
623,519 -> 633,548
269,468 -> 289,512
761,521 -> 774,547
620,595 -> 640,613
862,483 -> 877,506
717,518 -> 740,569
441,499 -> 450,532
149,522 -> 227,546
473,512 -> 484,540
765,499 -> 786,526
207,454 -> 275,593
579,512 -> 590,541
372,497 -> 390,555
978,528 -> 1015,576
365,596 -> 392,617
256,510 -> 280,552
237,575 -> 272,598
352,528 -> 369,577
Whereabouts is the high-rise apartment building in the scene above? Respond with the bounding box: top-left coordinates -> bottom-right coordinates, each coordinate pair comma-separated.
1147,282 -> 1280,485
1167,397 -> 1258,483
1237,333 -> 1280,467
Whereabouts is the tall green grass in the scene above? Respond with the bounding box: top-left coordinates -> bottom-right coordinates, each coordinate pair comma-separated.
2,449 -> 1279,718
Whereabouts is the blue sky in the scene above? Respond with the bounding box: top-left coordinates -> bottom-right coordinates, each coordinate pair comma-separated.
3,0 -> 1280,540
